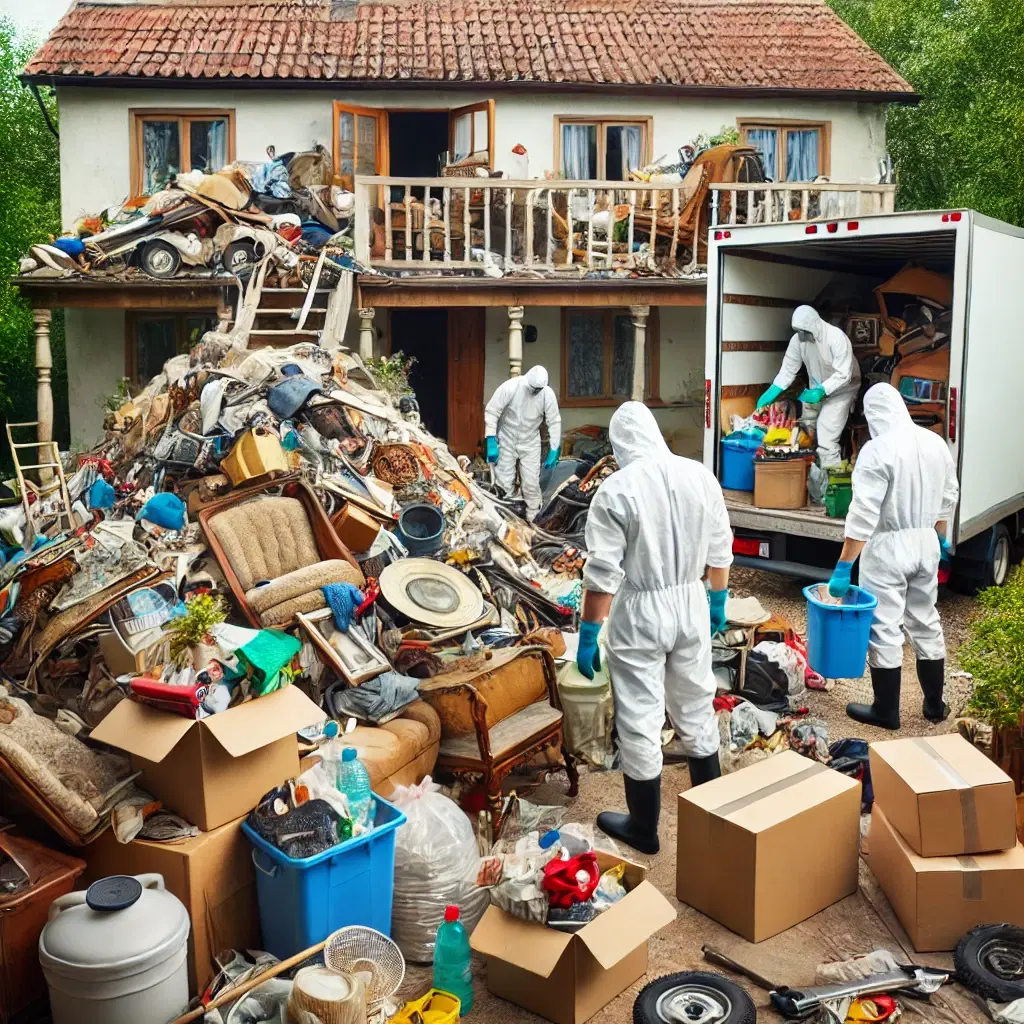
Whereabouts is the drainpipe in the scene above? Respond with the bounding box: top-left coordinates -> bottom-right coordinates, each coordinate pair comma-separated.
28,83 -> 59,141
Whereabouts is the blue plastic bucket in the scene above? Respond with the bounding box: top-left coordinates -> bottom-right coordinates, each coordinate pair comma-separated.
721,436 -> 761,492
242,795 -> 406,959
803,583 -> 878,679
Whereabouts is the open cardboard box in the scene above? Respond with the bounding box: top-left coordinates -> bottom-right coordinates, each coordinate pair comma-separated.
470,851 -> 676,1024
91,685 -> 323,831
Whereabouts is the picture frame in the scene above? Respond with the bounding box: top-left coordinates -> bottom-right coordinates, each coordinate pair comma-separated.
845,314 -> 881,351
296,608 -> 390,685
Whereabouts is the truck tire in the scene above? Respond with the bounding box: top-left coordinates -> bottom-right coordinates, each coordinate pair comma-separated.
139,239 -> 181,279
954,924 -> 1024,1003
633,972 -> 756,1024
949,524 -> 1013,595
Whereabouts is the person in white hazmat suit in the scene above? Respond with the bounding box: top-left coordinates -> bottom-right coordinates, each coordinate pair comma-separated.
484,366 -> 561,521
828,383 -> 959,729
756,305 -> 861,467
576,402 -> 733,854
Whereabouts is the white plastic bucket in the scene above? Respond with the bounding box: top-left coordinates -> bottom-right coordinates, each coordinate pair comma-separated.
39,873 -> 190,1024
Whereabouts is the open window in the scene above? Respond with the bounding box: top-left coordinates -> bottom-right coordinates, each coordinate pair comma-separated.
130,109 -> 235,196
332,102 -> 389,190
449,101 -> 495,168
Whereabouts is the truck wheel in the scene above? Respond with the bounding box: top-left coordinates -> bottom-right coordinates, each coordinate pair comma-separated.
223,239 -> 258,273
633,972 -> 756,1024
950,524 -> 1013,595
139,239 -> 181,279
955,924 -> 1024,1003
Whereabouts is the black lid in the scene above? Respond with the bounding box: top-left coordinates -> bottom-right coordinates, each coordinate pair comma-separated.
86,875 -> 143,913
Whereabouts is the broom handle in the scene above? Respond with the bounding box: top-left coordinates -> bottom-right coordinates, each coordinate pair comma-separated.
170,940 -> 329,1024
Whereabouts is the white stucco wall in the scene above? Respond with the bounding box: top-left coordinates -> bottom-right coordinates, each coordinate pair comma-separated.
55,85 -> 887,226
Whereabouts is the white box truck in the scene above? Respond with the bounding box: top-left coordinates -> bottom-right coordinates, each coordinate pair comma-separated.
704,209 -> 1024,591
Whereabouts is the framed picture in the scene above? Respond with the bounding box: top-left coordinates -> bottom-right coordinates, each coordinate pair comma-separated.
845,314 -> 881,351
296,608 -> 390,685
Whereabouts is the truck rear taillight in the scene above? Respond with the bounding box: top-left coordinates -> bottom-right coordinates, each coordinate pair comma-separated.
805,225 -> 817,234
712,230 -> 733,241
733,537 -> 770,558
847,221 -> 859,231
949,386 -> 958,442
942,212 -> 963,223
705,378 -> 712,429
827,222 -> 839,233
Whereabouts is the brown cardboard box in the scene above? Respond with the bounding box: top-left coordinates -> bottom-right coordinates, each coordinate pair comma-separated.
82,816 -> 261,995
91,685 -> 324,831
868,803 -> 1024,951
870,734 -> 1016,856
470,852 -> 676,1024
676,750 -> 860,942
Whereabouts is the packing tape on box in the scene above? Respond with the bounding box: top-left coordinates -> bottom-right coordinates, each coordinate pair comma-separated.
710,762 -> 828,819
957,855 -> 983,901
912,738 -> 981,853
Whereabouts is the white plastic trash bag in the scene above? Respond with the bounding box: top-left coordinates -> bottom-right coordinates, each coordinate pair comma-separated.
389,777 -> 489,964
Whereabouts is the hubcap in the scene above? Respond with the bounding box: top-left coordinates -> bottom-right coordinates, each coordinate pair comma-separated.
980,935 -> 1024,981
148,247 -> 174,274
230,246 -> 252,268
655,984 -> 731,1023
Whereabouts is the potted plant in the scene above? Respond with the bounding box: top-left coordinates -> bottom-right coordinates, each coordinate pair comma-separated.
959,565 -> 1024,790
168,593 -> 227,669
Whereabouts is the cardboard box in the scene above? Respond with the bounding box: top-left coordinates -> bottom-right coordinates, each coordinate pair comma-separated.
91,685 -> 323,831
83,816 -> 261,995
870,734 -> 1016,856
676,750 -> 860,942
470,852 -> 676,1024
869,803 -> 1024,951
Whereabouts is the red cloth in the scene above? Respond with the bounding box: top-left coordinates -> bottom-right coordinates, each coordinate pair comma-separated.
713,694 -> 743,712
541,851 -> 600,908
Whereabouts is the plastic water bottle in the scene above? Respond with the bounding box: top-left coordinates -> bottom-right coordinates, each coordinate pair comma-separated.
433,905 -> 473,1014
336,746 -> 374,832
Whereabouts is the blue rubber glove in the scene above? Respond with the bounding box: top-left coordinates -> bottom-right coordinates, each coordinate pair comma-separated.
485,436 -> 499,464
755,385 -> 783,410
324,582 -> 365,632
798,386 -> 827,405
938,531 -> 952,563
828,560 -> 854,599
576,620 -> 602,680
709,588 -> 728,635
544,446 -> 559,469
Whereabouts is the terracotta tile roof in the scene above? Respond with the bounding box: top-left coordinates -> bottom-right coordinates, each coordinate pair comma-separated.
24,0 -> 915,98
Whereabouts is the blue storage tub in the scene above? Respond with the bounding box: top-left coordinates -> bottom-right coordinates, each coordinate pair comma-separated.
243,795 -> 406,959
721,435 -> 762,492
803,583 -> 878,679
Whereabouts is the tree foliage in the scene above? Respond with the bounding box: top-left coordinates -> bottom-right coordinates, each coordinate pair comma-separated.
0,18 -> 67,462
830,0 -> 1024,225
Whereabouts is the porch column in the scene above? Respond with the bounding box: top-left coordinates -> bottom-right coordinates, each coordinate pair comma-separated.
629,304 -> 649,401
507,305 -> 524,377
357,307 -> 375,361
34,308 -> 54,484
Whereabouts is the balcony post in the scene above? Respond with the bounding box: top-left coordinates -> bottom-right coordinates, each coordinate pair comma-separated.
34,308 -> 54,484
629,304 -> 649,401
357,307 -> 375,361
508,305 -> 524,377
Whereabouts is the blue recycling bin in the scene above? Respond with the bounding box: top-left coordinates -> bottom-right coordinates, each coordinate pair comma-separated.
803,583 -> 878,679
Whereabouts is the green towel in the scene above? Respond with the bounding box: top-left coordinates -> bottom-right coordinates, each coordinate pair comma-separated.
236,629 -> 302,696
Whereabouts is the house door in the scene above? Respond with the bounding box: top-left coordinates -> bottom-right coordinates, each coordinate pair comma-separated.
447,308 -> 486,456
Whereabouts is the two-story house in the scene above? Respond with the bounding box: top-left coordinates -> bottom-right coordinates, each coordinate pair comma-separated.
19,0 -> 915,454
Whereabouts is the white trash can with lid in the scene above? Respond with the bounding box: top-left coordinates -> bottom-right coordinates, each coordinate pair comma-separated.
39,873 -> 190,1024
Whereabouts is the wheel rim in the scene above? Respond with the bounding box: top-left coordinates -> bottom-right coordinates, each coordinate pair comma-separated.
229,246 -> 252,269
979,935 -> 1024,982
147,247 -> 175,274
994,534 -> 1010,586
655,983 -> 732,1023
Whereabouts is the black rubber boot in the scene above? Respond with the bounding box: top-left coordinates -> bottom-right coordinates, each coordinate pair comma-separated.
918,658 -> 950,723
687,751 -> 723,787
847,666 -> 902,730
597,774 -> 660,855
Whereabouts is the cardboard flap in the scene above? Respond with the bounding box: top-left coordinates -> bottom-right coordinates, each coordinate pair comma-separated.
469,905 -> 573,977
90,698 -> 195,762
577,880 -> 677,970
878,734 -> 1012,792
201,685 -> 324,758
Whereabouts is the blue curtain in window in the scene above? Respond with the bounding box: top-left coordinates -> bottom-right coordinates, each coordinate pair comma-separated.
745,128 -> 777,180
624,126 -> 642,175
561,124 -> 596,179
785,129 -> 820,181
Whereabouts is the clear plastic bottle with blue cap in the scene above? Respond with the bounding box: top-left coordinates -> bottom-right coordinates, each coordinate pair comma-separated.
337,746 -> 374,833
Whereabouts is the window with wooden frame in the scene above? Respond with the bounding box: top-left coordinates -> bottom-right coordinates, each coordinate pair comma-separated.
131,110 -> 235,196
555,117 -> 652,181
126,311 -> 217,386
333,102 -> 389,191
560,309 -> 659,406
737,119 -> 831,182
449,101 -> 495,167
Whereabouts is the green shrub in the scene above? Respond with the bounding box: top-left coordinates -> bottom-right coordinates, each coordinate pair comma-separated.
961,565 -> 1024,728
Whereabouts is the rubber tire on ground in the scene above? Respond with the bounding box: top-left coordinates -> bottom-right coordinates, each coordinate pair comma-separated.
139,239 -> 181,279
949,523 -> 1014,595
223,239 -> 258,273
955,923 -> 1024,1003
633,972 -> 756,1024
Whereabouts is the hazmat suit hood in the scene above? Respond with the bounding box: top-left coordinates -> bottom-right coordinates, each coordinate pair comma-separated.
792,305 -> 826,343
609,401 -> 670,469
525,366 -> 549,390
863,382 -> 913,439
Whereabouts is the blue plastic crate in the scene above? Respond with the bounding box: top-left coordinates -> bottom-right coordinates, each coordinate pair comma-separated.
721,436 -> 761,492
803,583 -> 878,680
243,795 -> 406,959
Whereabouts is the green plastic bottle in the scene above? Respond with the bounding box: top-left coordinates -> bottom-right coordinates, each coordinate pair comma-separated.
433,905 -> 473,1014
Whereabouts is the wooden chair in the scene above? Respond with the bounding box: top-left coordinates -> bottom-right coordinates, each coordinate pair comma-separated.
418,646 -> 578,834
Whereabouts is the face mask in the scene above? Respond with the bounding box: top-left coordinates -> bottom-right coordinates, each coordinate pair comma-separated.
797,330 -> 815,344
529,386 -> 544,395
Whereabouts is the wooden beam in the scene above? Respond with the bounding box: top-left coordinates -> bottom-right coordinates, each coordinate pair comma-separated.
14,280 -> 230,310
359,281 -> 707,308
723,293 -> 796,308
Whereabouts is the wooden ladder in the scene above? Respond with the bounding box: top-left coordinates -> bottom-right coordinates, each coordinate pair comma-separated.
5,421 -> 75,545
